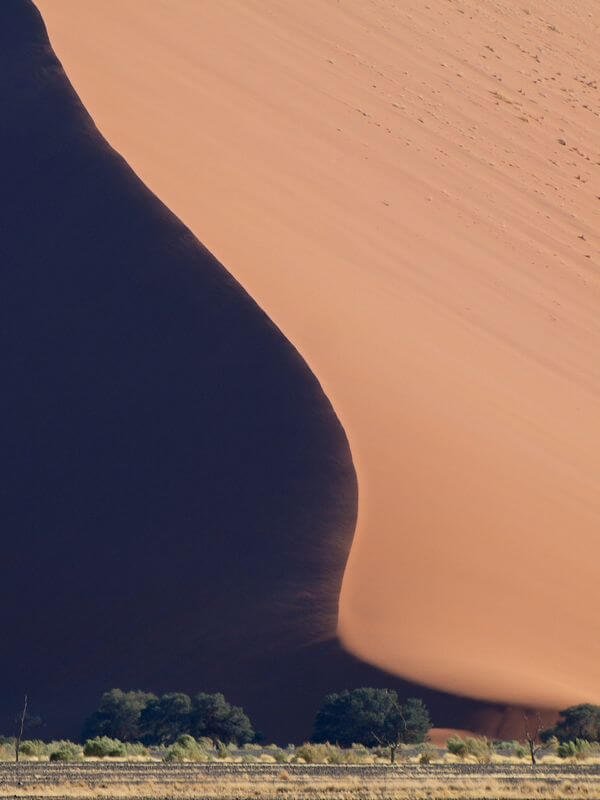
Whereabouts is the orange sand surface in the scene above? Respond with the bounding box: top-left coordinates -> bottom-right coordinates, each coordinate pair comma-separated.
35,0 -> 600,711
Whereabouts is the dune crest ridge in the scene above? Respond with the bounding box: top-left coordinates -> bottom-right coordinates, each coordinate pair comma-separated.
33,0 -> 600,716
1,0 -> 363,742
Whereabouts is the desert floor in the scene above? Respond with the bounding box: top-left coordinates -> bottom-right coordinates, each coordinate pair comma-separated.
3,762 -> 600,800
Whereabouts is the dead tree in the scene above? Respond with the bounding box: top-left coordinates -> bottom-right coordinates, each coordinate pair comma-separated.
372,702 -> 407,764
15,695 -> 28,763
523,712 -> 544,766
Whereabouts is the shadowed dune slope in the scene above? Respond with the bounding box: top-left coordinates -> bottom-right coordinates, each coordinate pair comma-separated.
1,0 -> 553,744
33,0 -> 600,722
0,0 -> 363,741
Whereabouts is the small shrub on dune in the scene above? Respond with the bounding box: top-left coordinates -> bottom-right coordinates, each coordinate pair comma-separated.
293,743 -> 319,764
325,747 -> 346,765
83,736 -> 126,758
557,739 -> 592,760
447,737 -> 468,759
557,741 -> 574,759
177,734 -> 198,749
49,743 -> 83,762
446,736 -> 491,763
164,745 -> 186,763
123,742 -> 149,758
514,744 -> 527,759
465,737 -> 493,764
19,740 -> 48,758
216,740 -> 229,759
418,744 -> 439,764
348,744 -> 375,764
0,739 -> 15,762
293,742 -> 368,765
493,740 -> 515,755
271,747 -> 288,763
293,743 -> 341,764
163,734 -> 209,763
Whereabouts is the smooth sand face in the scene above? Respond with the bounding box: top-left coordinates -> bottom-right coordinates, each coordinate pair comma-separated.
35,0 -> 600,710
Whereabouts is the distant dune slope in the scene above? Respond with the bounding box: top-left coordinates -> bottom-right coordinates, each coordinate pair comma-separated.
32,0 -> 600,717
0,0 -> 363,741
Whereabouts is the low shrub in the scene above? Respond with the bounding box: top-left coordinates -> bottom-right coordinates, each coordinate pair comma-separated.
19,740 -> 47,758
447,736 -> 468,759
83,736 -> 126,758
271,748 -> 288,763
446,736 -> 491,763
418,744 -> 438,764
216,740 -> 229,758
123,742 -> 149,757
557,739 -> 592,760
49,743 -> 82,762
465,737 -> 493,764
294,743 -> 355,764
163,734 -> 210,763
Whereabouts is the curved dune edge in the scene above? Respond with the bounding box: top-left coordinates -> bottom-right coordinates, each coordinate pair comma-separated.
34,0 -> 600,713
1,0 -> 362,743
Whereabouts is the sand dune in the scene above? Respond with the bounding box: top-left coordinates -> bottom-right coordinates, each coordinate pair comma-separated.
1,0 -> 361,741
31,0 -> 600,725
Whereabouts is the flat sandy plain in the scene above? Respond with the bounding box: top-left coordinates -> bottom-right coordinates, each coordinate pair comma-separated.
35,0 -> 600,714
3,762 -> 600,800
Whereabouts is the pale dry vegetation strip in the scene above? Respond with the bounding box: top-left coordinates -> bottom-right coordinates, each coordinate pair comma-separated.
2,772 -> 600,799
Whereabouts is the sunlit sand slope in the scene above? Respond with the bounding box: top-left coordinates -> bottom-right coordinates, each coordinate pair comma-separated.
0,0 -> 359,741
34,0 -> 600,714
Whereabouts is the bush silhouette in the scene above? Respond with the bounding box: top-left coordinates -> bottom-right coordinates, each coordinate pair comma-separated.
83,736 -> 126,758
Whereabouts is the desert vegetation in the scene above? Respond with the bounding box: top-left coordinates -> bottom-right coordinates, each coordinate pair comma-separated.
312,688 -> 431,763
4,692 -> 600,774
82,689 -> 254,745
541,704 -> 600,743
2,761 -> 600,800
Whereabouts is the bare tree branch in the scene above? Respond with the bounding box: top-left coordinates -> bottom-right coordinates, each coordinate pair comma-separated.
523,711 -> 544,766
15,694 -> 28,764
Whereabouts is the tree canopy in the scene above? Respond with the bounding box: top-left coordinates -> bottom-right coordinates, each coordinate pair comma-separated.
542,705 -> 600,743
140,693 -> 192,744
83,689 -> 254,745
190,692 -> 254,745
312,688 -> 431,761
83,689 -> 157,742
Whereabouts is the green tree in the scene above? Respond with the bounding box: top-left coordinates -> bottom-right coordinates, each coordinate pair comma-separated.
82,689 -> 156,742
190,693 -> 254,745
140,693 -> 192,744
312,688 -> 431,763
542,705 -> 600,744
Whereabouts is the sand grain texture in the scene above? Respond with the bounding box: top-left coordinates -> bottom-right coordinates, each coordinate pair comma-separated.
32,0 -> 600,716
